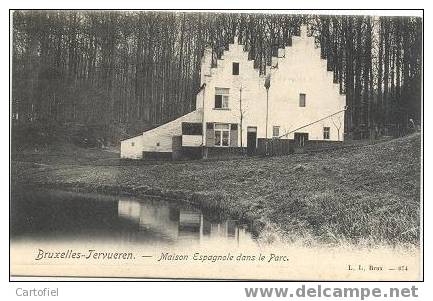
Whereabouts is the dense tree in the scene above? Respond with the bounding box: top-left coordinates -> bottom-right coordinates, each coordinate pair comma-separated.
12,11 -> 422,144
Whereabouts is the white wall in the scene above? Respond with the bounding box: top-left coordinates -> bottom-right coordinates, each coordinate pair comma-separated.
141,109 -> 202,153
267,30 -> 346,141
121,26 -> 347,159
120,110 -> 202,158
120,135 -> 144,159
182,135 -> 202,147
200,37 -> 266,147
201,26 -> 346,147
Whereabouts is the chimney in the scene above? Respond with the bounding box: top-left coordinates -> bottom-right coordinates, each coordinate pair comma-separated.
278,48 -> 285,58
300,25 -> 308,38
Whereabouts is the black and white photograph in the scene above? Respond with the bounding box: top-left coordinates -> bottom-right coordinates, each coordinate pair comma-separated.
9,9 -> 422,281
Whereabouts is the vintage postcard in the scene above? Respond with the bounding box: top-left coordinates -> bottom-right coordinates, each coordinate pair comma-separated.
10,10 -> 422,280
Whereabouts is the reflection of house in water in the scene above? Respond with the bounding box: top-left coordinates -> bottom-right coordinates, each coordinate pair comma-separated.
206,220 -> 237,238
178,209 -> 201,240
117,198 -> 248,244
118,198 -> 179,240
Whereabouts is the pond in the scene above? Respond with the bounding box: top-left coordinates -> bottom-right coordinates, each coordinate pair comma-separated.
10,187 -> 258,249
10,186 -> 421,280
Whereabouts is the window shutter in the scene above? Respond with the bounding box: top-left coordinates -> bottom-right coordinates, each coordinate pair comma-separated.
182,122 -> 203,135
230,124 -> 238,147
215,95 -> 222,108
206,123 -> 215,146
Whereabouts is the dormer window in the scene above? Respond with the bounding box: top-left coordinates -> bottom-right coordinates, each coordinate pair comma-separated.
232,62 -> 239,75
215,88 -> 229,109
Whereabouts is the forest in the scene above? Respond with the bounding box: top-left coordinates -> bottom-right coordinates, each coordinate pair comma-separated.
11,11 -> 422,147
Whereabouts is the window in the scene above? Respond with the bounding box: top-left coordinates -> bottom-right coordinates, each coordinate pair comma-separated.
232,62 -> 239,75
299,93 -> 306,107
182,122 -> 203,135
273,126 -> 280,138
215,88 -> 229,109
214,123 -> 230,147
131,142 -> 135,147
323,127 -> 330,140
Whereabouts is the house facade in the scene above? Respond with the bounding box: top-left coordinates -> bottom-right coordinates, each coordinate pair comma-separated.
121,26 -> 346,160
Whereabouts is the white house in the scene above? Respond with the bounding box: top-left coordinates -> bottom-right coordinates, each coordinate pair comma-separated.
121,25 -> 346,160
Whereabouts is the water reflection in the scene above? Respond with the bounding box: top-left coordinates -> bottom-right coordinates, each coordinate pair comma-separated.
10,188 -> 256,247
117,198 -> 250,245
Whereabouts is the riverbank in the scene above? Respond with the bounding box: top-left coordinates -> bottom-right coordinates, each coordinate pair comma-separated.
11,133 -> 421,247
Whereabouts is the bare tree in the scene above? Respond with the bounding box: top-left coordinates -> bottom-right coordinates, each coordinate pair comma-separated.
332,114 -> 343,141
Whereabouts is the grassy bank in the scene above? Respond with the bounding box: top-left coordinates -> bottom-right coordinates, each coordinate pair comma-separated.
11,133 -> 421,247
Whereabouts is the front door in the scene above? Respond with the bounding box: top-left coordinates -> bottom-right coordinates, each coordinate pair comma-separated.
294,133 -> 309,147
247,127 -> 257,155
